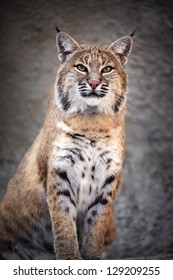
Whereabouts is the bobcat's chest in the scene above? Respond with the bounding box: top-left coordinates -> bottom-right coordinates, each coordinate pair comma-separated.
51,128 -> 121,212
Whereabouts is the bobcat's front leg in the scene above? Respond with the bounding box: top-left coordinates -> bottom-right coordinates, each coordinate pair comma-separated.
81,198 -> 113,260
47,168 -> 81,260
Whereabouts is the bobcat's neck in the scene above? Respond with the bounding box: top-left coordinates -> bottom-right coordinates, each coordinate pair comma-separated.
45,92 -> 125,139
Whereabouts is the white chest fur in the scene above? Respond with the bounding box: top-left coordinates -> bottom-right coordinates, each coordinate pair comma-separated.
51,124 -> 122,213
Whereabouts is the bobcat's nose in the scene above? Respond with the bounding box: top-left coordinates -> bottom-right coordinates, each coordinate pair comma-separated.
89,80 -> 100,89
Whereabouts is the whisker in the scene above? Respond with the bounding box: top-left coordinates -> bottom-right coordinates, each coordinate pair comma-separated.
79,83 -> 86,86
100,90 -> 108,93
78,86 -> 87,89
126,96 -> 137,105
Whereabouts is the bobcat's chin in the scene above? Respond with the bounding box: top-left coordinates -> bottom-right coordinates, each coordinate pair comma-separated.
80,89 -> 106,107
82,95 -> 105,107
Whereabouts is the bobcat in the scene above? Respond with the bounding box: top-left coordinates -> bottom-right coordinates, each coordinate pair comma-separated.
0,31 -> 133,259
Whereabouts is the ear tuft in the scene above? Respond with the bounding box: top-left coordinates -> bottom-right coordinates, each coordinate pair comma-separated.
130,30 -> 136,37
109,35 -> 133,66
56,32 -> 80,63
55,25 -> 60,33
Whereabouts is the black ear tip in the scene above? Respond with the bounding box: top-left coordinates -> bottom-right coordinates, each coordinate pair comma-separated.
55,25 -> 61,33
130,30 -> 136,37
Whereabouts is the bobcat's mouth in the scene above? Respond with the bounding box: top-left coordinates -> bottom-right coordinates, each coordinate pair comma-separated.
81,90 -> 105,98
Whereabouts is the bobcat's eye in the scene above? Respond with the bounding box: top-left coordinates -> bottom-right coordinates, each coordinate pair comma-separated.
76,64 -> 88,72
102,66 -> 113,73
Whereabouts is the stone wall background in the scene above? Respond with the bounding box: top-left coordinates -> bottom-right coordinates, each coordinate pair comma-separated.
0,0 -> 173,259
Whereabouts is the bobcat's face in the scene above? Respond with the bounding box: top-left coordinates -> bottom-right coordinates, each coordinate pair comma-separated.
55,32 -> 132,115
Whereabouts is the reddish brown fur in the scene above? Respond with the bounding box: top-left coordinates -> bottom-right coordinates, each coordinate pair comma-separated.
0,32 -> 132,259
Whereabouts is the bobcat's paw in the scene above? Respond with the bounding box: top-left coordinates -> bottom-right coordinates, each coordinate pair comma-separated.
85,256 -> 102,260
66,256 -> 83,260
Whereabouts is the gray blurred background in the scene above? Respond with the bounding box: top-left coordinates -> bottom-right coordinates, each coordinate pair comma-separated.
0,0 -> 173,259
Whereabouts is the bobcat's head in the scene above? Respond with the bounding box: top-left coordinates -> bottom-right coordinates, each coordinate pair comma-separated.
54,32 -> 133,115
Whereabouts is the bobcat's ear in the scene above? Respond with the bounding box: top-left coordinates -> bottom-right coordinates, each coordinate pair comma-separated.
109,36 -> 133,66
56,32 -> 80,63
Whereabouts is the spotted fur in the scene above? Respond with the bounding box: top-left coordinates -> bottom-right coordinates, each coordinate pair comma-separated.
0,32 -> 133,259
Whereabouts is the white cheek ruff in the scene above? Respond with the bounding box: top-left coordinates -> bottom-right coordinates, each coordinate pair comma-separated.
54,75 -> 123,115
